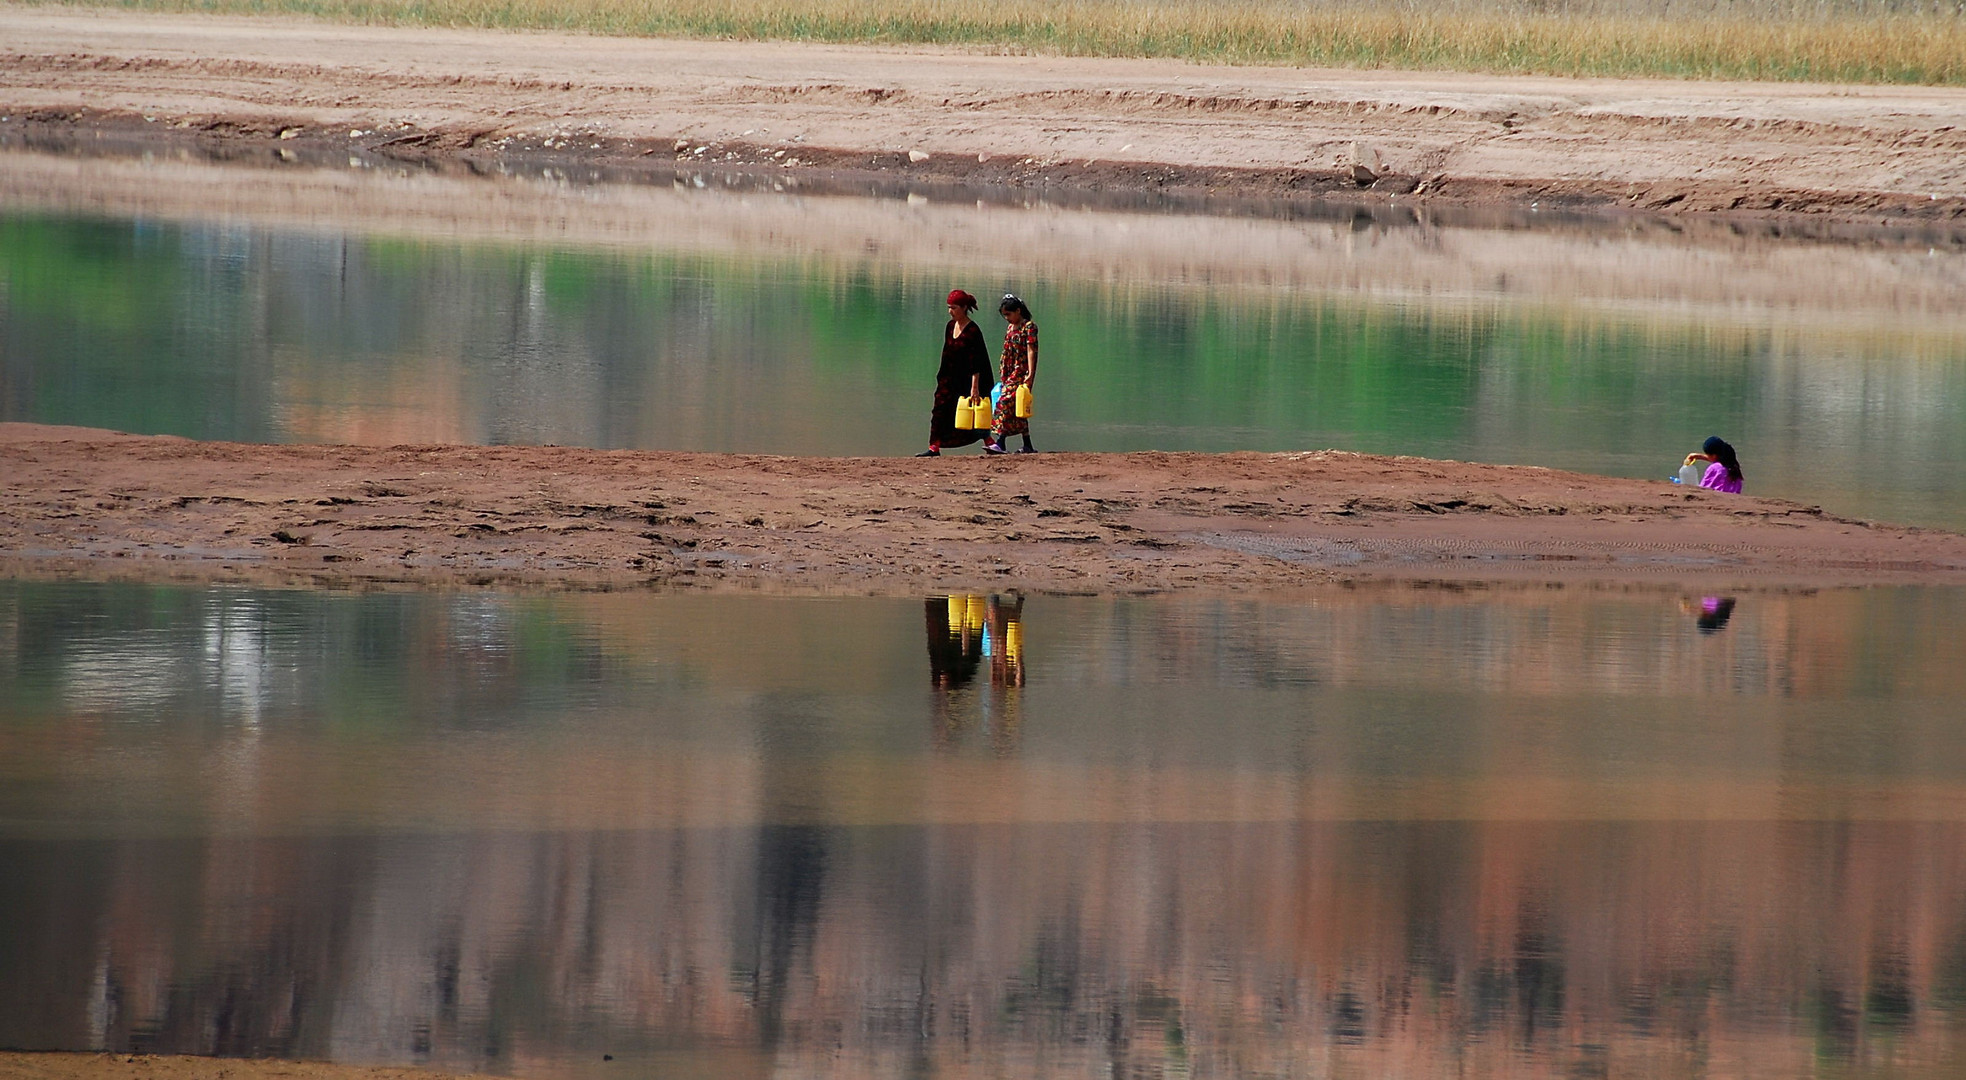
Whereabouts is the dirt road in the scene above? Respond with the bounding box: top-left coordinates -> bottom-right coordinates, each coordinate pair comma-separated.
5,425 -> 1962,593
4,7 -> 1966,222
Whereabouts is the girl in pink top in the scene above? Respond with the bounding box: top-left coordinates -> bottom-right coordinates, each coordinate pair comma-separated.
1687,436 -> 1744,493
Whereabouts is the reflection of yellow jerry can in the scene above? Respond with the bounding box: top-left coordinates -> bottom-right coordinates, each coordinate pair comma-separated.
946,594 -> 967,634
1005,620 -> 1022,661
1014,384 -> 1033,419
965,594 -> 987,632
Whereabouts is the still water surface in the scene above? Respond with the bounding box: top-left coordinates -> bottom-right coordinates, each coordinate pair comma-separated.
4,581 -> 1966,1077
2,189 -> 1965,528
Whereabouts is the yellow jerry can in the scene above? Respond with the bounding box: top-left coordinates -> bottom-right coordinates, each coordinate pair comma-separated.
954,397 -> 976,430
1014,384 -> 1033,419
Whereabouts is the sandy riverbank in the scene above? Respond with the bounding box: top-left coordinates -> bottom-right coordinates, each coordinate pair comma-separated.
3,8 -> 1966,225
4,425 -> 1962,592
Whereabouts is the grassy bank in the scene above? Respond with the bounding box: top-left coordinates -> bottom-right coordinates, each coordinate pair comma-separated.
34,0 -> 1966,85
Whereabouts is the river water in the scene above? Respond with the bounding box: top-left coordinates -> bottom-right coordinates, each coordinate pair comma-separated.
4,151 -> 1966,1079
3,581 -> 1966,1078
2,151 -> 1964,528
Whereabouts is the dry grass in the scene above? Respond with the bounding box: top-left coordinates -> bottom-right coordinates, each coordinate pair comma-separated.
37,0 -> 1966,84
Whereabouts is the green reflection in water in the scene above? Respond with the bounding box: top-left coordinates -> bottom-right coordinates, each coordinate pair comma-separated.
3,211 -> 1964,527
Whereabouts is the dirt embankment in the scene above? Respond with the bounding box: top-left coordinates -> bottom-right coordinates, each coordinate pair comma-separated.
4,425 -> 1962,593
3,8 -> 1966,225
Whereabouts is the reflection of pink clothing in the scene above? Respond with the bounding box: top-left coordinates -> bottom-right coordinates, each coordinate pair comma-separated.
1700,462 -> 1742,493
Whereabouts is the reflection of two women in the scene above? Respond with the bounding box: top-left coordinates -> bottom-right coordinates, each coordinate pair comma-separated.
924,592 -> 1026,749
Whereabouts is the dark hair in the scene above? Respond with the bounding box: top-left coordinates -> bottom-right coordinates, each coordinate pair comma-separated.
1702,436 -> 1743,482
999,293 -> 1031,319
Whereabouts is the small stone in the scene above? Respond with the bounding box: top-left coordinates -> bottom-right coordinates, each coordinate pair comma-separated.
1349,140 -> 1381,184
909,149 -> 931,163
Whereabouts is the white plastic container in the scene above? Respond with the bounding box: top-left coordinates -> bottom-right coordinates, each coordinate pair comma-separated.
1678,461 -> 1703,487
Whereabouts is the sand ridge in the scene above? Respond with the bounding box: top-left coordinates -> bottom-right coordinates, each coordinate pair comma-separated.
4,425 -> 1963,592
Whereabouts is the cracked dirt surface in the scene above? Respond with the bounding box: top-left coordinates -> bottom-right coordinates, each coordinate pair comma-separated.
5,425 -> 1963,593
3,7 -> 1966,222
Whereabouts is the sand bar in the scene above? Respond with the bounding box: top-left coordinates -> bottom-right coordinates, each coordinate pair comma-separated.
5,425 -> 1962,592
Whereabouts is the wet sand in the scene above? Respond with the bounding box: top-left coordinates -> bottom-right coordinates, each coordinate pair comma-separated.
4,425 -> 1962,592
4,8 -> 1966,225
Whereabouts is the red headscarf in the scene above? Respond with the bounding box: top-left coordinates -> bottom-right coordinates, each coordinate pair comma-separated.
946,289 -> 977,310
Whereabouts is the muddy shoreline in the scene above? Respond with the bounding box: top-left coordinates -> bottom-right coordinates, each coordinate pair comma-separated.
5,9 -> 1966,232
8,104 -> 1966,242
5,426 -> 1963,594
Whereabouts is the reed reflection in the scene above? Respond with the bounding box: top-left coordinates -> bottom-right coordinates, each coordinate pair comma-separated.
4,584 -> 1966,1076
927,593 -> 1025,753
5,821 -> 1965,1077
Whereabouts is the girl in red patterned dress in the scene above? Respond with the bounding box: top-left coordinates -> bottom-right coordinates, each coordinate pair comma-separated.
985,294 -> 1039,454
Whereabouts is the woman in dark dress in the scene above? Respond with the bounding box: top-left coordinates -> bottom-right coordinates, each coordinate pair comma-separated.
919,289 -> 995,457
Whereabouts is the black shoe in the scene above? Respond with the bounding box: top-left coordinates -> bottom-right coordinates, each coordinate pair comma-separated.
1015,445 -> 1037,454
915,448 -> 940,457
